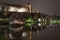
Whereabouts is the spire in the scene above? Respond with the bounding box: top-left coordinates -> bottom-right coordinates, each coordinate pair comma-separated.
26,3 -> 32,12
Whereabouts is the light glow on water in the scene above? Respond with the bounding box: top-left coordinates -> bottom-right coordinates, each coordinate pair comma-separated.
25,18 -> 35,27
50,19 -> 60,24
38,23 -> 41,26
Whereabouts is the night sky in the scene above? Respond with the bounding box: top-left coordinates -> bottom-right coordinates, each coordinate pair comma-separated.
0,0 -> 60,16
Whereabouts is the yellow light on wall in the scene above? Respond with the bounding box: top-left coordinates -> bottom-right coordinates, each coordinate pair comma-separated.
18,8 -> 28,12
9,7 -> 18,12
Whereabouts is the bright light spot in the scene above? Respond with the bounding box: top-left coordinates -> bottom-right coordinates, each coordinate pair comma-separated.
18,8 -> 28,12
38,23 -> 41,26
22,32 -> 27,38
38,18 -> 41,22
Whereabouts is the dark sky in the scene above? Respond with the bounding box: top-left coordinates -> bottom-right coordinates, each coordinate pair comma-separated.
0,0 -> 60,16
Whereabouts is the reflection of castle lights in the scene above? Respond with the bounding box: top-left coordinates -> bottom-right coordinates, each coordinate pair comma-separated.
22,32 -> 27,38
42,23 -> 45,26
38,23 -> 41,26
42,18 -> 44,22
50,20 -> 60,24
44,19 -> 47,25
38,18 -> 41,22
25,18 -> 35,27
